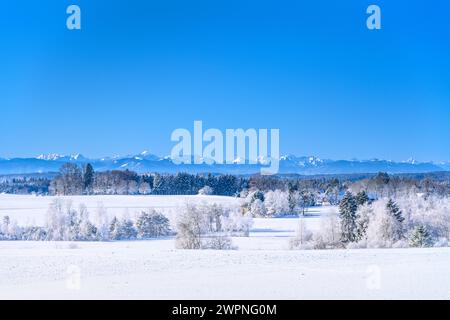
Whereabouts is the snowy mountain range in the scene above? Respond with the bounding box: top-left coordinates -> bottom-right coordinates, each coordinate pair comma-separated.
0,151 -> 449,175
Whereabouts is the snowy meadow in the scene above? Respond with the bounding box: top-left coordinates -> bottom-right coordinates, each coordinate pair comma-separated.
1,193 -> 450,299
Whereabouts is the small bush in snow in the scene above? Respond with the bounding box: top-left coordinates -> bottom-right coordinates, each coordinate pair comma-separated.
202,236 -> 236,250
198,186 -> 214,195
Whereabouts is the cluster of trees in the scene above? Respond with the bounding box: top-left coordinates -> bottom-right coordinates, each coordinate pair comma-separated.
49,163 -> 95,195
175,204 -> 253,250
49,163 -> 246,196
0,198 -> 252,250
0,177 -> 50,194
241,188 -> 317,217
0,199 -> 171,241
349,172 -> 450,199
290,190 -> 450,250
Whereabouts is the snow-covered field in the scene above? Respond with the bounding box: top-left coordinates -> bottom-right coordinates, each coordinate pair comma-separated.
0,194 -> 243,226
1,241 -> 449,300
1,195 -> 449,300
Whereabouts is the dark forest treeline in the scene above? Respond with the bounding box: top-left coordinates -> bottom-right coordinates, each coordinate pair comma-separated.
0,163 -> 449,200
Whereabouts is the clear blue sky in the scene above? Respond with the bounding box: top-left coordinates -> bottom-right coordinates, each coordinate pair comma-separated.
1,0 -> 449,161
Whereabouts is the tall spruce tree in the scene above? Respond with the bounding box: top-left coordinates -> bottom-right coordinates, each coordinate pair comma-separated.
83,163 -> 94,194
386,199 -> 405,241
386,199 -> 404,223
355,190 -> 370,206
409,225 -> 432,247
339,192 -> 358,243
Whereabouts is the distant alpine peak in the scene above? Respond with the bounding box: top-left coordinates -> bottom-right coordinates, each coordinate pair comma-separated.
280,155 -> 323,166
308,156 -> 323,165
36,153 -> 85,161
70,153 -> 85,161
135,150 -> 159,161
36,153 -> 64,161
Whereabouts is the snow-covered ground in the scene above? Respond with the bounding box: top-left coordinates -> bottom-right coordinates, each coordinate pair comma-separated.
0,195 -> 449,299
0,194 -> 242,226
1,241 -> 449,300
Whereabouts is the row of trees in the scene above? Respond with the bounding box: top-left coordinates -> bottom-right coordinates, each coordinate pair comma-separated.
0,199 -> 172,241
0,177 -> 50,194
3,163 -> 450,203
241,189 -> 317,217
49,163 -> 247,196
48,163 -> 345,201
349,172 -> 450,199
0,199 -> 251,250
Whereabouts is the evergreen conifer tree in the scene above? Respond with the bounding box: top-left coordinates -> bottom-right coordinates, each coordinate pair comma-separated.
409,225 -> 432,247
339,192 -> 358,243
355,190 -> 370,206
83,163 -> 95,194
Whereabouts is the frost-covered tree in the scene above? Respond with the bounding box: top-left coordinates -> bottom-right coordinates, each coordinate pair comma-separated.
387,199 -> 404,223
288,184 -> 298,213
316,213 -> 342,249
136,210 -> 171,239
264,190 -> 290,216
221,210 -> 253,237
120,218 -> 138,240
1,216 -> 10,237
204,204 -> 224,233
355,204 -> 372,241
198,186 -> 214,195
79,219 -> 98,241
409,225 -> 432,248
339,192 -> 358,243
44,199 -> 98,241
289,218 -> 313,249
94,203 -> 110,241
175,204 -> 207,249
290,211 -> 342,250
175,203 -> 242,249
54,163 -> 84,195
249,199 -> 267,217
138,182 -> 151,195
251,190 -> 265,203
109,217 -> 121,240
109,217 -> 137,240
0,215 -> 20,240
355,190 -> 370,206
366,199 -> 405,247
21,226 -> 47,241
386,199 -> 405,240
45,199 -> 69,240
